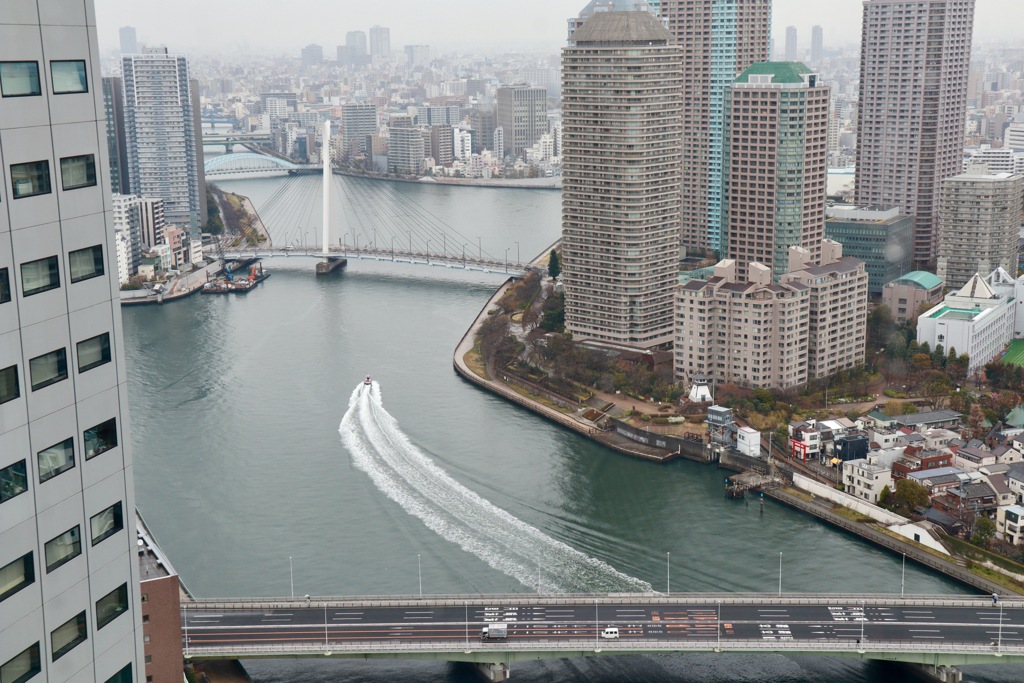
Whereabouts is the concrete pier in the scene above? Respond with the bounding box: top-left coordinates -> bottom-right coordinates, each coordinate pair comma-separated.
474,662 -> 509,681
315,256 -> 346,275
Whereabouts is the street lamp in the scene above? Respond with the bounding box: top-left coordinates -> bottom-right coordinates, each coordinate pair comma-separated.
778,552 -> 782,596
901,553 -> 906,597
426,239 -> 431,262
417,554 -> 423,597
343,232 -> 348,251
515,240 -> 520,266
505,248 -> 509,273
391,235 -> 395,260
289,556 -> 294,598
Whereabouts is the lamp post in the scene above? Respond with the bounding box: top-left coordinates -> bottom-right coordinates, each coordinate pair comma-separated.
409,231 -> 413,254
289,556 -> 294,598
998,598 -> 1004,652
901,553 -> 906,597
717,599 -> 721,651
778,552 -> 782,596
373,228 -> 376,251
505,248 -> 509,273
860,599 -> 865,647
478,236 -> 482,260
516,240 -> 520,265
391,235 -> 395,260
325,604 -> 329,648
443,234 -> 447,257
343,232 -> 348,252
666,552 -> 670,596
418,554 -> 422,596
462,243 -> 467,269
465,601 -> 469,649
595,599 -> 599,649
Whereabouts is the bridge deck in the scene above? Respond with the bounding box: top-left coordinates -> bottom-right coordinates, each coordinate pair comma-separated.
224,247 -> 531,275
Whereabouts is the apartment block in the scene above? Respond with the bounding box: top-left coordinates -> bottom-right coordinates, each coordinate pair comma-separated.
387,114 -> 424,175
0,2 -> 144,681
936,169 -> 1024,290
724,62 -> 829,280
675,260 -> 810,390
783,242 -> 870,380
660,0 -> 771,253
341,103 -> 377,158
854,0 -> 976,268
561,11 -> 682,349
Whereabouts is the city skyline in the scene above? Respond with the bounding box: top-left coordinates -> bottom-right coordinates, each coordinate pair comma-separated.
94,0 -> 1023,55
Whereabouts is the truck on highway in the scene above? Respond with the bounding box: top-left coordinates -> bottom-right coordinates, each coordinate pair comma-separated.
480,623 -> 508,640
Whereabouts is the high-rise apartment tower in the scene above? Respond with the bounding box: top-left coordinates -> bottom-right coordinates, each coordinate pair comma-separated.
854,0 -> 976,268
660,0 -> 771,255
1,2 -> 145,680
561,11 -> 682,348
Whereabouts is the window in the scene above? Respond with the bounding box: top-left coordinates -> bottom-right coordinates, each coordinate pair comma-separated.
104,664 -> 132,683
69,245 -> 103,283
0,552 -> 34,603
10,161 -> 51,199
0,365 -> 18,405
20,256 -> 59,296
96,583 -> 128,629
0,460 -> 28,503
60,155 -> 96,191
29,348 -> 67,391
37,438 -> 74,483
90,501 -> 123,546
50,612 -> 86,661
0,61 -> 40,97
0,642 -> 40,683
50,60 -> 87,95
0,268 -> 9,304
44,526 -> 81,573
77,334 -> 110,372
84,418 -> 117,459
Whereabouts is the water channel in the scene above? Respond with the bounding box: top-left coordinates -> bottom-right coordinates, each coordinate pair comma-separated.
123,172 -> 1020,681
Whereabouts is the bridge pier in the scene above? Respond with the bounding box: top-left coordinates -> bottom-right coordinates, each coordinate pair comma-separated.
315,256 -> 346,275
902,663 -> 963,683
474,662 -> 509,682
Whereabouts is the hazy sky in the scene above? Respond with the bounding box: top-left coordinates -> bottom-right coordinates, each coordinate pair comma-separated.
95,0 -> 1023,56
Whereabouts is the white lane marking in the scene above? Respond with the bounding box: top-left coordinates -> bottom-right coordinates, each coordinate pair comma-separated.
912,635 -> 945,639
909,629 -> 941,633
405,611 -> 434,614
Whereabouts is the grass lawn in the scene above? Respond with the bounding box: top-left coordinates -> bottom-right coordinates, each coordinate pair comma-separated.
999,339 -> 1024,367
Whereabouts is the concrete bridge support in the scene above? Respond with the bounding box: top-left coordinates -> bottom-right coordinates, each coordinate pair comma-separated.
474,662 -> 510,681
903,663 -> 963,683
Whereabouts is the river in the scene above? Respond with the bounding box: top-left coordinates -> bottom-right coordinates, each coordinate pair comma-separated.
123,172 -> 1020,682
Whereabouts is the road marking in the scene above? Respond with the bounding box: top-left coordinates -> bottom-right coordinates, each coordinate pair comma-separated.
912,636 -> 944,639
909,629 -> 941,633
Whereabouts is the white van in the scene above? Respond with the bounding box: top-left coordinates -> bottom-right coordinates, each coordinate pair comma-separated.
601,627 -> 620,639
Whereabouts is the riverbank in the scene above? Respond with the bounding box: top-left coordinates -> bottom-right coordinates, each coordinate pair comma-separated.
451,272 -> 1024,596
335,168 -> 561,190
120,261 -> 222,306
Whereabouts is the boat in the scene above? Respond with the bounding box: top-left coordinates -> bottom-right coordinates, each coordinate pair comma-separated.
363,374 -> 372,386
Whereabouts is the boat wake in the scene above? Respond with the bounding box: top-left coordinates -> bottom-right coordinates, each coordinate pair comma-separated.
339,382 -> 652,593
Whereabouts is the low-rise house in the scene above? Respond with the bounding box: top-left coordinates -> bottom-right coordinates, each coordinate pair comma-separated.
1007,464 -> 1024,503
982,465 -> 1016,507
834,433 -> 870,463
908,466 -> 969,496
843,458 -> 894,504
997,504 -> 1024,545
954,444 -> 996,472
921,428 -> 959,451
892,449 -> 954,480
933,480 -> 999,518
922,507 -> 965,536
789,420 -> 822,462
869,426 -> 902,450
991,444 -> 1024,465
892,409 -> 962,431
866,409 -> 897,430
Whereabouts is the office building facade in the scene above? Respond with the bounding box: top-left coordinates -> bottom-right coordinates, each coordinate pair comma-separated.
0,2 -> 145,681
369,26 -> 390,59
561,11 -> 682,349
118,26 -> 136,55
660,0 -> 771,254
100,77 -> 128,195
121,49 -> 201,236
854,0 -> 976,268
724,62 -> 829,281
496,85 -> 548,161
825,205 -> 913,296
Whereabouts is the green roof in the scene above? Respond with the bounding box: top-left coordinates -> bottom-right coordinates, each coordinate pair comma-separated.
891,271 -> 943,290
735,61 -> 813,84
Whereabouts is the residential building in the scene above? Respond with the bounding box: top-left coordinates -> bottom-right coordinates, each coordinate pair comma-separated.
369,26 -> 391,60
660,0 -> 771,253
492,127 -> 504,160
341,103 -> 377,158
345,31 -> 368,66
387,115 -> 424,175
881,271 -> 944,323
891,409 -> 963,432
101,77 -> 129,195
782,242 -> 870,380
724,62 -> 829,280
789,421 -> 822,462
496,85 -> 548,160
136,518 -> 183,682
566,0 -> 656,45
1005,123 -> 1024,152
138,198 -> 166,250
114,231 -> 132,286
810,25 -> 823,65
118,25 -> 137,54
997,504 -> 1024,545
429,126 -> 454,166
825,205 -> 913,297
936,170 -> 1024,290
122,49 -> 202,236
469,107 -> 497,154
675,260 -> 810,390
0,1 -> 144,680
854,0 -> 976,268
300,44 -> 323,68
917,274 -> 1016,375
784,26 -> 798,61
405,45 -> 430,67
111,195 -> 142,279
561,11 -> 682,349
843,458 -> 894,504
892,450 -> 954,480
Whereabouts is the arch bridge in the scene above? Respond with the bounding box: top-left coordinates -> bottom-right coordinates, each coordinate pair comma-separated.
204,152 -> 318,177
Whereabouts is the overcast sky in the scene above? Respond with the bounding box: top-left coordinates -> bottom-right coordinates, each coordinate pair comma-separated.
95,0 -> 1024,56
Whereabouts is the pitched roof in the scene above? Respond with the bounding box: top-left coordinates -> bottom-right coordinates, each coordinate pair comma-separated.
955,273 -> 996,299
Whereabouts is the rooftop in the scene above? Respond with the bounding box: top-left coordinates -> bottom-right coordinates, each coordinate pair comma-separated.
888,270 -> 943,291
893,410 -> 962,427
735,61 -> 814,84
571,10 -> 672,44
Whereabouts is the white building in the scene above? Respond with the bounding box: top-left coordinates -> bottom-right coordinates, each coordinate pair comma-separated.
0,1 -> 145,681
917,273 -> 1016,375
110,194 -> 140,278
843,458 -> 894,504
114,231 -> 132,286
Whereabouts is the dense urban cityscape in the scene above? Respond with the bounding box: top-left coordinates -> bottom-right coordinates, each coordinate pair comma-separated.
5,0 -> 1024,682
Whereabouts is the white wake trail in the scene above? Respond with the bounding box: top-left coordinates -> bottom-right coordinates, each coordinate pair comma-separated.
339,382 -> 652,593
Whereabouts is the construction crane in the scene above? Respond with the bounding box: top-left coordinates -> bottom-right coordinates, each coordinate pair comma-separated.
213,236 -> 233,281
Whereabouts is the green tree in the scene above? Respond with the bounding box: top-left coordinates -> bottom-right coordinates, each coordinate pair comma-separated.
867,305 -> 896,351
548,250 -> 561,278
972,516 -> 997,548
893,479 -> 931,511
886,332 -> 908,360
879,485 -> 893,509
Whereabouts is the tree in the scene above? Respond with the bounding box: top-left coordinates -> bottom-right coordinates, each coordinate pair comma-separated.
886,332 -> 907,360
922,370 -> 952,408
867,305 -> 896,351
893,479 -> 931,511
548,250 -> 561,278
879,485 -> 893,509
883,401 -> 915,417
972,516 -> 997,548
